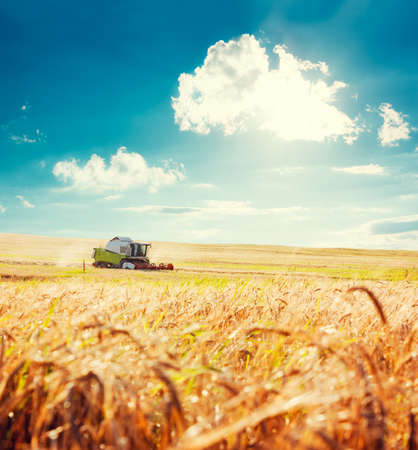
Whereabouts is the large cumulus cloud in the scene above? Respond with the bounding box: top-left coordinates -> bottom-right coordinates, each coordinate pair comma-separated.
172,34 -> 362,144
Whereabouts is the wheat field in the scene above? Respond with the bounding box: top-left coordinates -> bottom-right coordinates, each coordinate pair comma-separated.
0,234 -> 417,449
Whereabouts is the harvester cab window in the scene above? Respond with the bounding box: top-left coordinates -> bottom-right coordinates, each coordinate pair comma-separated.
130,243 -> 149,257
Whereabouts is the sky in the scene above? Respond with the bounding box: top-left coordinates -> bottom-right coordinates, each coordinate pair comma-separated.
0,0 -> 417,249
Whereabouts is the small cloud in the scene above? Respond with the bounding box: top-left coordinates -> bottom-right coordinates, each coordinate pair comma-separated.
371,215 -> 418,235
120,205 -> 200,214
35,129 -> 46,140
330,215 -> 418,250
9,129 -> 46,144
53,147 -> 185,193
378,103 -> 411,147
192,183 -> 216,189
332,164 -> 385,175
119,200 -> 309,219
398,193 -> 418,201
0,204 -> 6,213
103,194 -> 122,201
16,195 -> 35,208
39,160 -> 46,168
10,134 -> 36,144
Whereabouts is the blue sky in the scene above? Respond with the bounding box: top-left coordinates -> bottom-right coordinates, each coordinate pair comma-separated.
0,0 -> 417,249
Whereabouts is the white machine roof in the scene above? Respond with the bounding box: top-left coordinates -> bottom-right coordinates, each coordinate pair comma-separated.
106,237 -> 132,254
109,236 -> 132,242
105,237 -> 151,255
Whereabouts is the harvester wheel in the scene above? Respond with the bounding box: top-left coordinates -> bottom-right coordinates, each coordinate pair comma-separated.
120,260 -> 137,269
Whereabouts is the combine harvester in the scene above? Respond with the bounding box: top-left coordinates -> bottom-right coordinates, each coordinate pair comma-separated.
92,236 -> 173,270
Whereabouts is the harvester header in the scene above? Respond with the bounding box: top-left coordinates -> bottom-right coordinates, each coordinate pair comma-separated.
92,236 -> 173,270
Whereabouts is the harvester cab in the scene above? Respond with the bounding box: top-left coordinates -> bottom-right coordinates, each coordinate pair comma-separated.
92,236 -> 173,270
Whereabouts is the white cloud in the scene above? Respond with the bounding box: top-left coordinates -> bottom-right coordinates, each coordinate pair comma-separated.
369,214 -> 418,235
16,195 -> 35,208
119,200 -> 309,219
193,183 -> 217,189
332,164 -> 385,175
0,204 -> 5,213
35,129 -> 46,141
53,147 -> 185,193
398,193 -> 418,201
9,129 -> 46,144
378,103 -> 411,147
120,205 -> 199,214
329,214 -> 418,250
173,34 -> 362,144
10,134 -> 36,144
103,194 -> 122,201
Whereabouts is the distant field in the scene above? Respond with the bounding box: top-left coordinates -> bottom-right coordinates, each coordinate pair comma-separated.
0,234 -> 416,449
0,232 -> 417,281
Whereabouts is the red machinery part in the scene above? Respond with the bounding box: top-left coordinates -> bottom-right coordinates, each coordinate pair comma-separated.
139,262 -> 174,270
132,261 -> 149,270
115,260 -> 174,270
157,263 -> 174,270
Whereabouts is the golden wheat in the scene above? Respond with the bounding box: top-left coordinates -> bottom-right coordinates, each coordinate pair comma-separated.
0,270 -> 416,449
